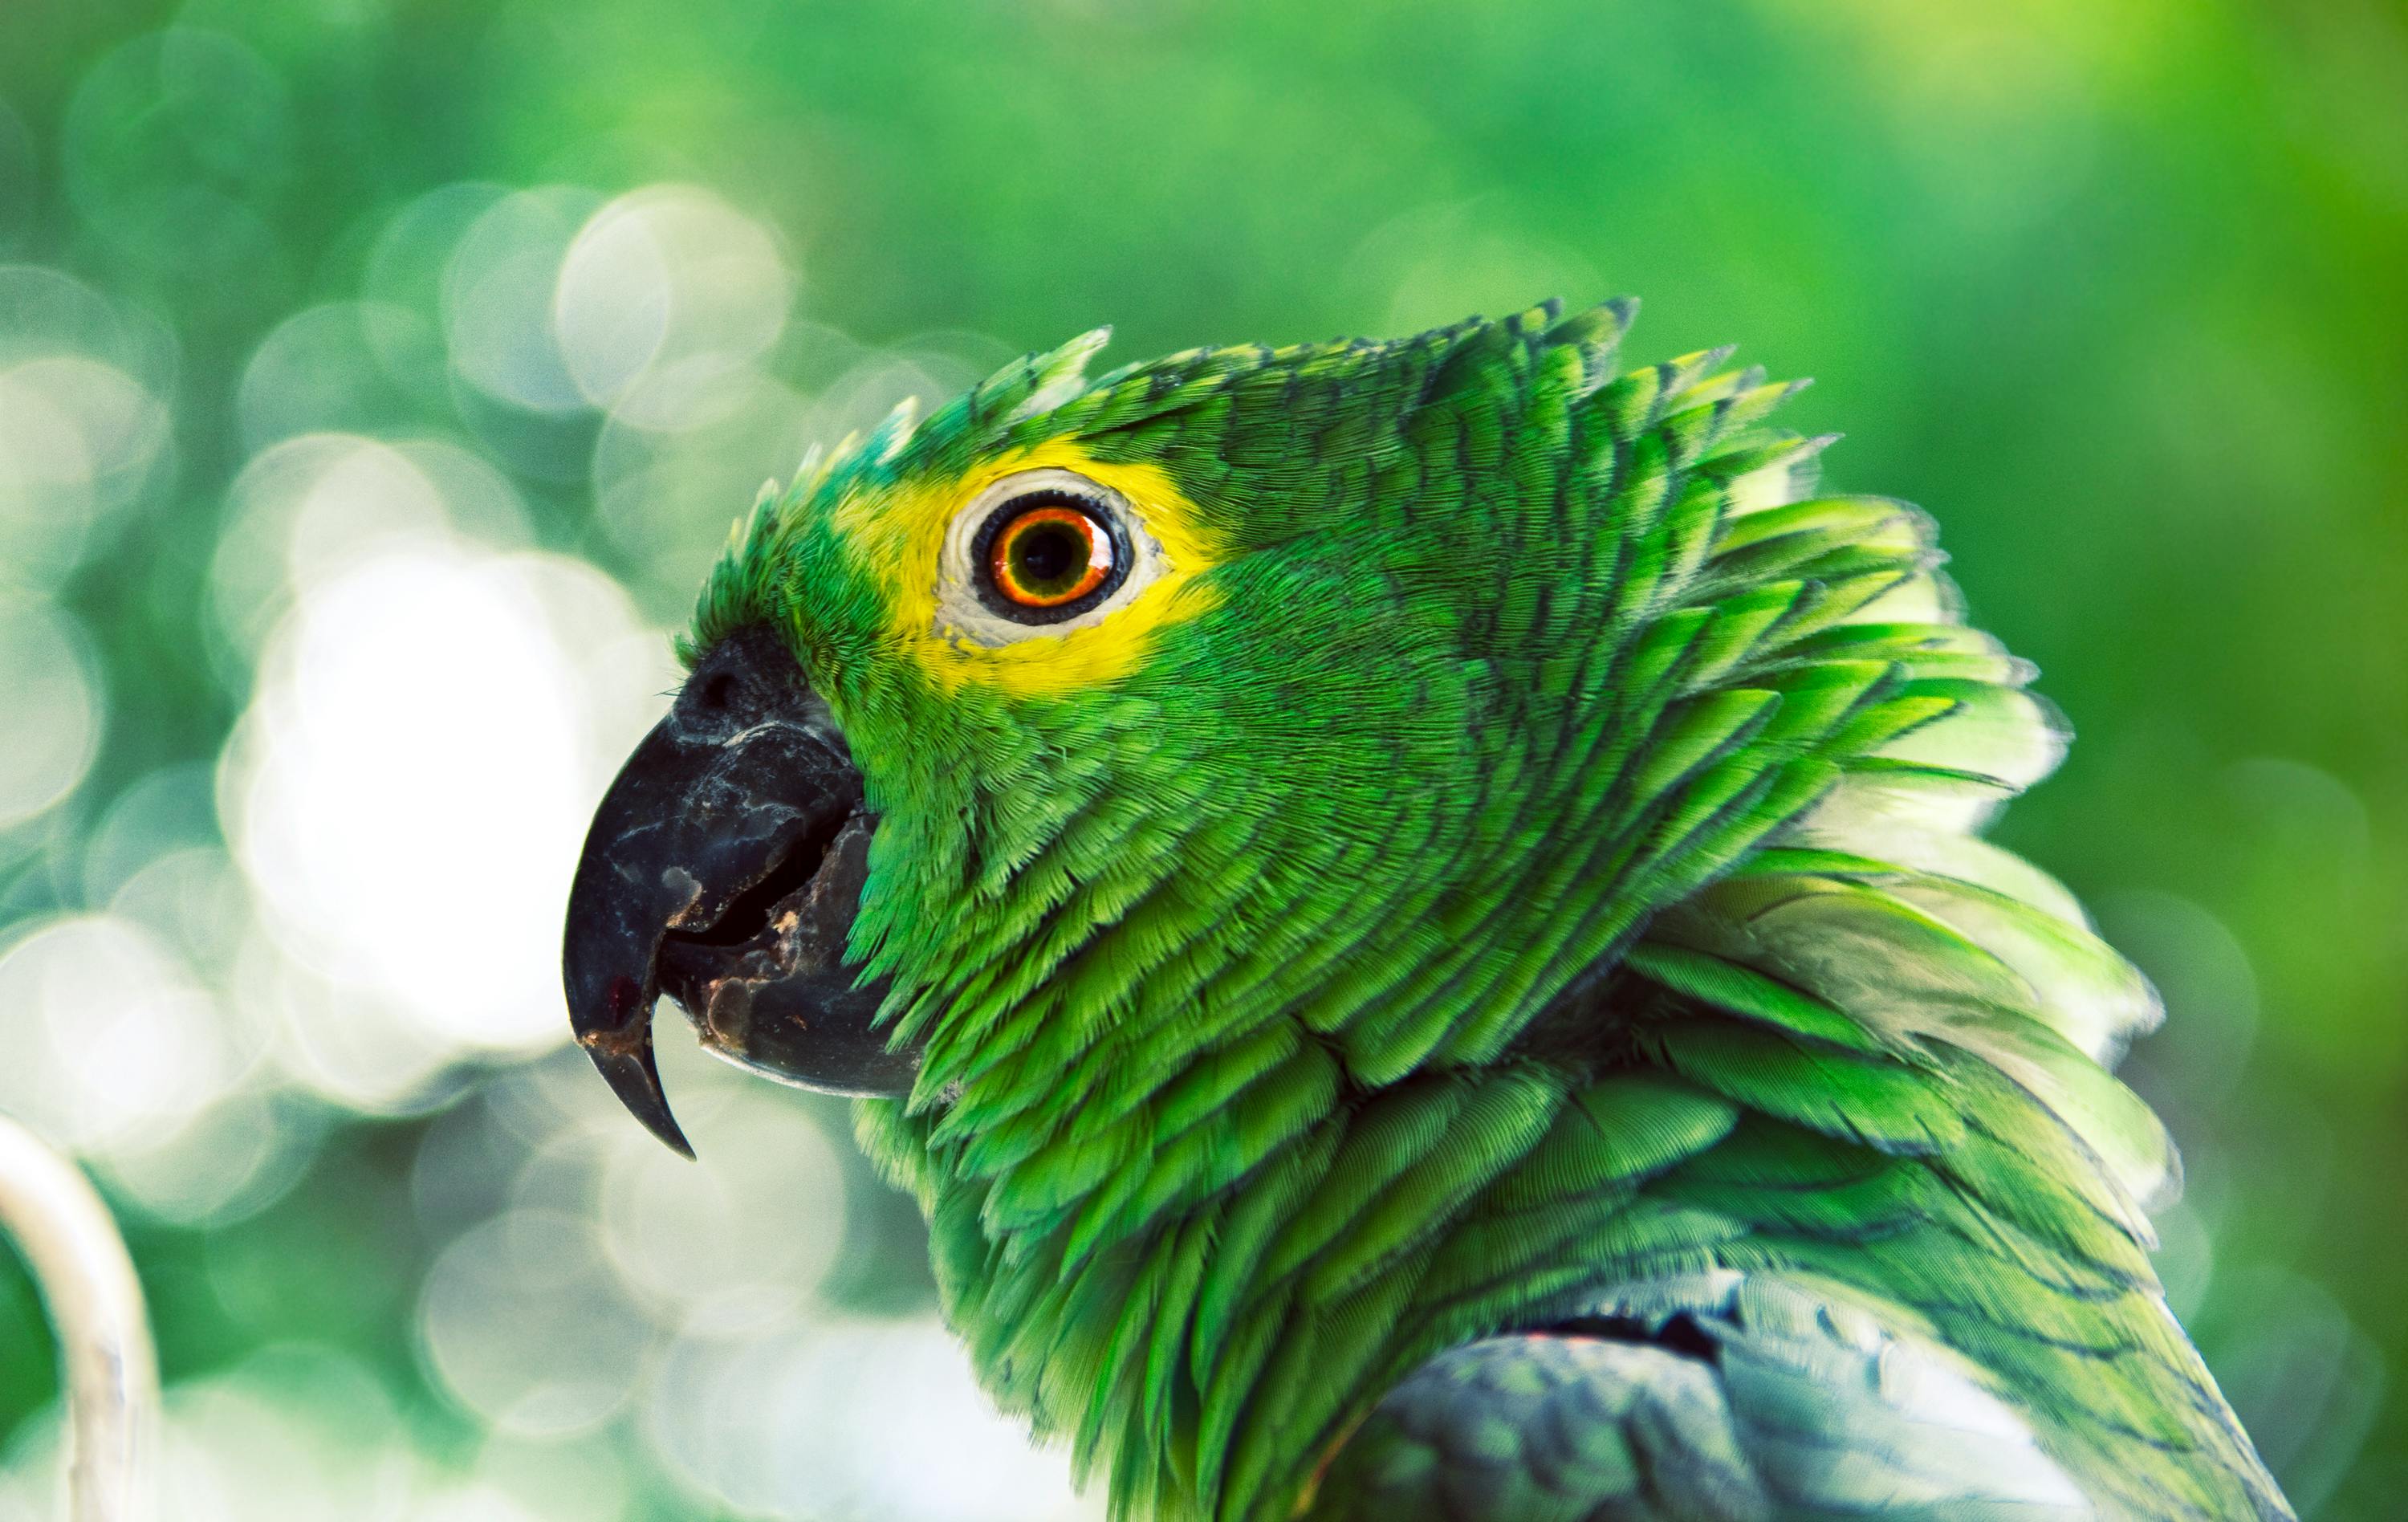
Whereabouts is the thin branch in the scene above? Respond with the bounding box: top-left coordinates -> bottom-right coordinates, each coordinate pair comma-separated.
0,1117 -> 157,1522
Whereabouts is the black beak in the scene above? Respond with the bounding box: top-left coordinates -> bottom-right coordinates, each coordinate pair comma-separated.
562,625 -> 914,1157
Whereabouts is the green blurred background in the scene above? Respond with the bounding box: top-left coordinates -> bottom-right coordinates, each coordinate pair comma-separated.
0,0 -> 2402,1516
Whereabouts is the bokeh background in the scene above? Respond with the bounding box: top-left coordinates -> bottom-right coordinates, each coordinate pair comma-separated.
0,0 -> 2402,1516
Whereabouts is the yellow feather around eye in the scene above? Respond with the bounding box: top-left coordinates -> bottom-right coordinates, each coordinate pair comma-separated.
836,440 -> 1227,696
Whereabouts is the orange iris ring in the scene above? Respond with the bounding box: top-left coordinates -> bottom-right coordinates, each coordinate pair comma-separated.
989,504 -> 1114,608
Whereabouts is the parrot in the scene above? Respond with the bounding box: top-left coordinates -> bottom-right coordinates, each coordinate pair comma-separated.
561,299 -> 2292,1522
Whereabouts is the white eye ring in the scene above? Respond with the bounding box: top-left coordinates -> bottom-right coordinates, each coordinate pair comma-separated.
933,467 -> 1169,646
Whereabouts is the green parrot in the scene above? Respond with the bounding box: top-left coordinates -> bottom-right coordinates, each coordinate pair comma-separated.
563,300 -> 2291,1521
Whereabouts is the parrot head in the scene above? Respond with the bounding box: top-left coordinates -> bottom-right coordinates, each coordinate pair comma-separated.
567,300 -> 1729,1158
558,303 -> 2292,1522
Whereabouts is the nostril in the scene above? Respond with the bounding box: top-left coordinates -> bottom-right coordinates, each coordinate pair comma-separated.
697,672 -> 737,710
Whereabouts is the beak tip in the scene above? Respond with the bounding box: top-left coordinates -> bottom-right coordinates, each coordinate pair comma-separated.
580,1040 -> 698,1160
637,1100 -> 697,1160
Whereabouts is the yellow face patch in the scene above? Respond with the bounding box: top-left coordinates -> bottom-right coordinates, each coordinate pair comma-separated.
832,439 -> 1226,697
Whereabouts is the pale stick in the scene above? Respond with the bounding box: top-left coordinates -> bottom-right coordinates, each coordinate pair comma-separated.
0,1117 -> 157,1522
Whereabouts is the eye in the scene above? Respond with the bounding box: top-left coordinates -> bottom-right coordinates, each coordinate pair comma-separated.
981,496 -> 1118,611
934,467 -> 1165,643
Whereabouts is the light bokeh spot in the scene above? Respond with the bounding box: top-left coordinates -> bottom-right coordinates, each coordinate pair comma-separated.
555,185 -> 794,428
648,1317 -> 1101,1522
0,593 -> 103,829
222,527 -> 670,1105
443,187 -> 606,415
420,1209 -> 658,1437
0,914 -> 252,1158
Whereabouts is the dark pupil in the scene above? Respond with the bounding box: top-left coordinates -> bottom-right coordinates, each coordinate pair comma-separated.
1011,521 -> 1088,592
